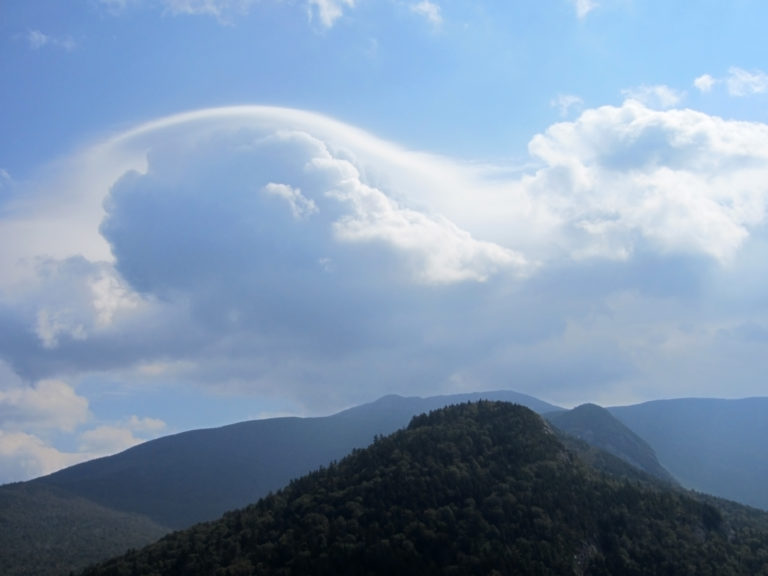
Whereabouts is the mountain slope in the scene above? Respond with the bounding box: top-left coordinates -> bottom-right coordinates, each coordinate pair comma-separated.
33,390 -> 560,529
546,403 -> 675,484
80,402 -> 768,576
2,390 -> 559,576
0,483 -> 167,576
610,397 -> 768,510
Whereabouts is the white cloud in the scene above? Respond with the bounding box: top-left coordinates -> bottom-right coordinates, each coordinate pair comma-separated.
551,94 -> 584,117
0,431 -> 83,483
78,415 -> 166,454
5,103 -> 768,460
307,0 -> 355,28
263,182 -> 319,220
727,67 -> 768,96
526,99 -> 768,262
694,74 -> 717,93
25,30 -> 75,51
621,84 -> 684,109
410,0 -> 442,27
324,166 -> 527,283
0,376 -> 89,433
572,0 -> 597,19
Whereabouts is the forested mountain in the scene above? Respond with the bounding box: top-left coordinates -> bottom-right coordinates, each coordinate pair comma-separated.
546,403 -> 675,484
79,402 -> 768,576
34,391 -> 558,529
0,391 -> 558,576
0,483 -> 167,576
610,397 -> 768,510
4,391 -> 768,576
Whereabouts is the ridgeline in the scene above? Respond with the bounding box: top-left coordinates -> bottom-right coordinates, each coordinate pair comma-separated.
80,402 -> 768,575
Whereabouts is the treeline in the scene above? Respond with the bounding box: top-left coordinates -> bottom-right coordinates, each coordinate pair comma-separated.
79,402 -> 768,575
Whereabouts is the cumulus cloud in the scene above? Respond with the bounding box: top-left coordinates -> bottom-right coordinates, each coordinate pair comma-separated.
0,369 -> 89,433
410,1 -> 442,27
4,103 -> 768,437
695,68 -> 768,97
0,431 -> 83,483
263,182 -> 319,220
78,415 -> 166,454
0,362 -> 90,483
527,100 -> 768,262
694,74 -> 717,93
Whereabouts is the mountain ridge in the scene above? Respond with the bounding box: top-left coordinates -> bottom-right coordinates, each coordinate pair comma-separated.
79,401 -> 768,576
3,390 -> 768,576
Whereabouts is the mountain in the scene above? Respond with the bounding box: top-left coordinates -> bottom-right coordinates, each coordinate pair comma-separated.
0,483 -> 167,576
32,390 -> 560,530
610,397 -> 768,510
80,402 -> 768,576
0,390 -> 559,576
546,403 -> 676,484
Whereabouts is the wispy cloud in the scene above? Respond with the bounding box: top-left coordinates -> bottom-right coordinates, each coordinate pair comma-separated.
727,67 -> 768,96
96,0 -> 356,27
25,29 -> 75,51
693,74 -> 717,93
621,84 -> 684,109
307,0 -> 355,28
410,0 -> 443,28
693,68 -> 768,97
161,0 -> 257,22
550,94 -> 584,117
571,0 -> 598,19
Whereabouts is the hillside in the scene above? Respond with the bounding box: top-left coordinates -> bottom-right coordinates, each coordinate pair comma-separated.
81,402 -> 768,576
0,483 -> 167,576
546,403 -> 675,484
610,397 -> 768,510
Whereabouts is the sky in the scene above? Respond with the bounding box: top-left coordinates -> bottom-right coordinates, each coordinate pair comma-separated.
1,0 -> 768,484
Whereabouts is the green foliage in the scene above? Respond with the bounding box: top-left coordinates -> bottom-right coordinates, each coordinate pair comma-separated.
80,402 -> 768,575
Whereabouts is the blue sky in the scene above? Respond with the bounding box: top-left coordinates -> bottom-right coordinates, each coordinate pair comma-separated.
2,0 -> 768,483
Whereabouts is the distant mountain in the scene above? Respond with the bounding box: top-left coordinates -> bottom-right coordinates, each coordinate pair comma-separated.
34,390 -> 560,530
610,397 -> 768,510
80,402 -> 768,576
546,403 -> 676,484
0,483 -> 167,576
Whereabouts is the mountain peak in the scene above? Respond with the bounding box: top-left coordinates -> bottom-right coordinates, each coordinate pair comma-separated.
81,400 -> 768,576
546,402 -> 675,483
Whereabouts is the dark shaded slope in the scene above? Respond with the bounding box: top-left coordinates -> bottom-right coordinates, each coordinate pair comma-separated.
81,402 -> 768,576
0,483 -> 167,576
547,403 -> 675,483
34,390 -> 559,530
610,397 -> 768,510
